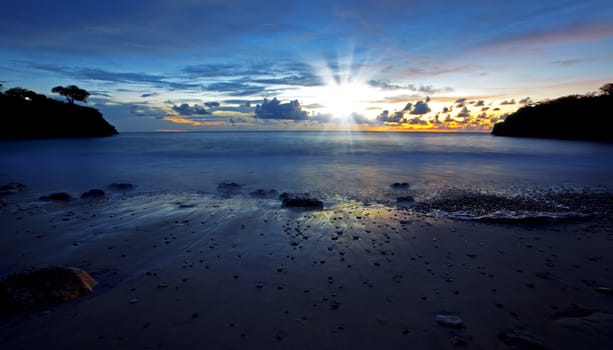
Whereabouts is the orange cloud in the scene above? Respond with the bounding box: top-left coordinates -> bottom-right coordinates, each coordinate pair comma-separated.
163,116 -> 203,126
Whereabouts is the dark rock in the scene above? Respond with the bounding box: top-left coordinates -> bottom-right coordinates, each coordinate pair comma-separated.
0,267 -> 96,318
397,196 -> 415,204
279,192 -> 324,210
0,183 -> 26,196
217,182 -> 243,195
39,192 -> 73,201
0,89 -> 118,139
81,189 -> 106,199
109,183 -> 134,191
497,328 -> 544,349
391,182 -> 410,189
249,189 -> 278,198
595,287 -> 613,296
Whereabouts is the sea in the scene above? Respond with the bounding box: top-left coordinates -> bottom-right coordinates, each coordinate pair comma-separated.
1,132 -> 612,206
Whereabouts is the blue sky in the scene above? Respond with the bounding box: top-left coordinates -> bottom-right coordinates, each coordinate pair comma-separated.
1,0 -> 612,131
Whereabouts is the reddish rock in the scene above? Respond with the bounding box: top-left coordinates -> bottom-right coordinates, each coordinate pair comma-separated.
0,267 -> 96,317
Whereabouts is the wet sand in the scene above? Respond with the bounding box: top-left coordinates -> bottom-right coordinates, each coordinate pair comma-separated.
1,192 -> 612,349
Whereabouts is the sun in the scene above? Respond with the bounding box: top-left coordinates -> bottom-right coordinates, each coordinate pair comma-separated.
308,52 -> 379,121
317,80 -> 372,120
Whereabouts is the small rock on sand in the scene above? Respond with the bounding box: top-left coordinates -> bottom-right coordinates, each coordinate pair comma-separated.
397,196 -> 415,204
390,182 -> 410,189
81,189 -> 106,199
109,183 -> 134,191
0,182 -> 26,196
280,193 -> 323,210
436,314 -> 464,328
595,287 -> 613,296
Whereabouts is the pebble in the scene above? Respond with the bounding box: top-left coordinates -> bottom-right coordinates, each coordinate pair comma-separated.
435,314 -> 463,328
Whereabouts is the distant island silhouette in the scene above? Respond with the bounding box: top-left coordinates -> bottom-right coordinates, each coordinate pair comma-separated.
0,85 -> 118,139
492,83 -> 613,142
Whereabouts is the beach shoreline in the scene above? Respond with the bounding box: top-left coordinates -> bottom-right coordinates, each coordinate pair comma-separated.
1,190 -> 612,349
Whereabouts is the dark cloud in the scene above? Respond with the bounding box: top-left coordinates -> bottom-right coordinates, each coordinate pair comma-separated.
500,99 -> 516,105
402,102 -> 412,112
410,100 -> 431,115
172,103 -> 210,116
474,100 -> 485,107
481,106 -> 490,111
141,92 -> 159,98
205,102 -> 220,108
457,106 -> 470,118
407,116 -> 427,125
254,98 -> 308,120
376,110 -> 404,124
519,97 -> 532,105
408,84 -> 454,95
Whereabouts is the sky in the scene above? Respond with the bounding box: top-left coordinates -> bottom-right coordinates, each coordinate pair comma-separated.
1,0 -> 612,132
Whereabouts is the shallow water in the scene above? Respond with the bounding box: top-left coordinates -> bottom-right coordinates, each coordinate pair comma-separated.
1,131 -> 612,202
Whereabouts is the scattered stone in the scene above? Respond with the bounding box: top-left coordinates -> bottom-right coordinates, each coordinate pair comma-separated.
0,267 -> 96,318
390,182 -> 410,189
436,314 -> 464,328
81,189 -> 106,199
279,193 -> 323,210
497,328 -> 544,349
109,183 -> 134,191
39,192 -> 73,201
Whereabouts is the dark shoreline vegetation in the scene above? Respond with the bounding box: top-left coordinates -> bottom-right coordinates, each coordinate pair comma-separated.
0,85 -> 118,139
492,83 -> 613,141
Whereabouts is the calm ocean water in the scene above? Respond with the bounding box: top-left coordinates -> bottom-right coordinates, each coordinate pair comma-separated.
1,132 -> 612,202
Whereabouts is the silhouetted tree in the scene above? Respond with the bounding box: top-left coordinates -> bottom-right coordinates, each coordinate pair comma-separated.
51,85 -> 90,104
600,83 -> 613,96
5,87 -> 38,100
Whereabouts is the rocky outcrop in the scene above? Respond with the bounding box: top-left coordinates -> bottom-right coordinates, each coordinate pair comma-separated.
492,87 -> 613,141
0,267 -> 96,318
0,89 -> 117,139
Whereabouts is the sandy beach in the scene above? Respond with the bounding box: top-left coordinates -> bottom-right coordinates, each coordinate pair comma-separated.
1,189 -> 612,349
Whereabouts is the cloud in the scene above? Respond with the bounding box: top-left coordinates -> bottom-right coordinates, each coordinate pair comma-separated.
163,116 -> 202,126
474,100 -> 485,107
519,97 -> 532,105
407,116 -> 427,125
409,100 -> 431,115
368,80 -> 404,90
368,80 -> 454,95
172,103 -> 210,115
141,92 -> 159,98
205,101 -> 220,108
455,98 -> 466,108
457,106 -> 470,118
254,98 -> 308,120
206,82 -> 266,97
500,99 -> 516,105
376,110 -> 404,124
